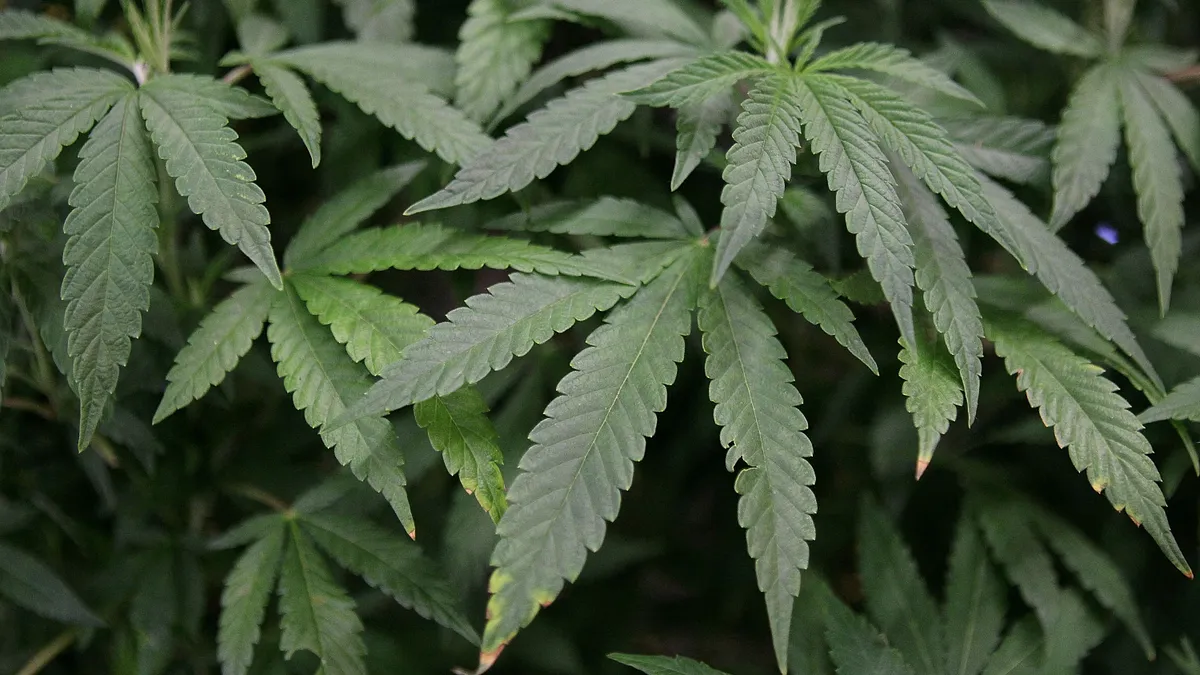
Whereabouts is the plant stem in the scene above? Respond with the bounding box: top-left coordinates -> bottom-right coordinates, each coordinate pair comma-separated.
227,483 -> 291,512
222,65 -> 252,85
16,629 -> 78,675
2,397 -> 56,420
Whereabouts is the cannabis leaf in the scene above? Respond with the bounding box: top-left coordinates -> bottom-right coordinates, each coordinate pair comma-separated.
942,511 -> 1006,675
623,51 -> 773,109
820,577 -> 917,675
1141,377 -> 1200,424
218,524 -> 285,675
610,653 -> 732,675
898,336 -> 962,477
456,0 -> 548,122
672,92 -> 732,190
414,389 -> 508,522
940,115 -> 1053,186
982,0 -> 1104,57
253,62 -> 322,167
1048,64 -> 1122,230
806,42 -> 982,105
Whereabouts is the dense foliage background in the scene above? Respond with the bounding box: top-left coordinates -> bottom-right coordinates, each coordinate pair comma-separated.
2,1 -> 1200,674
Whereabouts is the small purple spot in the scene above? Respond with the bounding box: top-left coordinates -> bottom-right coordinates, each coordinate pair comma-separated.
1095,223 -> 1119,245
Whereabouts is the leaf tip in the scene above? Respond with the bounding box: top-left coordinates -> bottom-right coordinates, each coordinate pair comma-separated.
915,457 -> 930,480
407,527 -> 416,540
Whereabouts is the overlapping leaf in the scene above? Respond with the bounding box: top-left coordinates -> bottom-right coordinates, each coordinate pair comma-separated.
943,512 -> 1006,675
982,0 -> 1103,57
610,654 -> 731,675
805,42 -> 981,104
487,197 -> 692,239
415,389 -> 508,522
672,92 -> 732,190
1048,64 -> 1122,230
940,115 -> 1054,185
456,0 -> 547,122
218,525 -> 285,675
898,337 -> 962,476
253,62 -> 322,167
1141,376 -> 1200,424
624,51 -> 773,109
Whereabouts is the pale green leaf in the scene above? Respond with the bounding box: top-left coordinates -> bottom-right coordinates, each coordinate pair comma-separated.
821,583 -> 917,675
1049,64 -> 1122,229
277,525 -> 366,675
407,59 -> 687,214
610,654 -> 731,675
898,336 -> 962,476
1134,69 -> 1200,174
672,92 -> 733,190
236,14 -> 288,55
155,282 -> 275,423
0,542 -> 103,626
543,0 -> 709,45
61,94 -> 158,450
0,10 -> 134,69
1105,0 -> 1136,47
253,62 -> 321,167
806,42 -> 982,105
940,115 -> 1054,185
456,0 -> 548,122
141,74 -> 279,120
943,512 -> 1006,675
415,389 -> 508,522
624,51 -> 773,109
698,273 -> 815,673
271,42 -> 456,94
486,197 -> 692,239
1123,45 -> 1199,75
982,0 -> 1103,57
712,75 -> 802,285
140,76 -> 283,289
333,0 -> 415,43
481,250 -> 701,657
218,525 -> 285,675
1141,376 -> 1200,424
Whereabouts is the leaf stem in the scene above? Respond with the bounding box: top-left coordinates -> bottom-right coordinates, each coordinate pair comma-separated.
15,629 -> 79,675
227,483 -> 291,512
2,397 -> 57,420
222,65 -> 253,85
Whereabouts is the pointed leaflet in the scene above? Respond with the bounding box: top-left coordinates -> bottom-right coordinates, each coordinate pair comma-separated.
712,76 -> 802,284
940,115 -> 1054,186
793,76 -> 917,349
408,59 -> 686,214
738,244 -> 877,374
1118,67 -> 1185,314
210,513 -> 285,551
218,524 -> 285,675
267,286 -> 414,534
1142,377 -> 1200,424
698,273 -> 815,673
487,197 -> 692,239
277,525 -> 366,675
59,94 -> 158,450
0,542 -> 103,626
943,512 -> 1006,675
820,584 -> 918,675
0,68 -> 130,210
0,11 -> 132,69
672,92 -> 732,191
610,654 -> 731,675
481,249 -> 702,658
624,52 -> 773,109
980,618 -> 1041,675
805,42 -> 981,105
271,42 -> 457,95
139,74 -> 279,120
253,62 -> 321,168
154,282 -> 274,423
543,0 -> 709,45
1049,64 -> 1122,230
139,77 -> 282,289
1134,70 -> 1200,174
985,316 -> 1190,576
333,0 -> 415,42
292,275 -> 432,376
299,512 -> 479,643
456,0 -> 547,122
898,337 -> 962,477
981,0 -> 1104,57
415,389 -> 508,522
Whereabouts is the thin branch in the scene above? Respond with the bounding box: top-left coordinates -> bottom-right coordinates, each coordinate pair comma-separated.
16,629 -> 78,675
222,64 -> 253,86
2,397 -> 57,421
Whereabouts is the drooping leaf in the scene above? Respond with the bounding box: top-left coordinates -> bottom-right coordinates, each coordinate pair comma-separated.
672,92 -> 732,190
486,197 -> 692,239
0,541 -> 103,626
455,0 -> 547,122
60,94 -> 158,450
624,51 -> 773,109
140,77 -> 282,289
698,273 -> 815,673
898,336 -> 962,477
154,282 -> 275,423
940,115 -> 1054,185
415,388 -> 508,522
805,42 -> 982,105
609,653 -> 732,675
1048,64 -> 1122,230
252,62 -> 322,167
1134,69 -> 1200,174
218,524 -> 285,675
480,249 -> 702,661
1141,376 -> 1200,424
942,512 -> 1006,675
981,0 -> 1104,57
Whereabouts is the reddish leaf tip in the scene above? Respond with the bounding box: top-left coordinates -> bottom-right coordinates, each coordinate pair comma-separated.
407,528 -> 417,540
915,458 -> 930,480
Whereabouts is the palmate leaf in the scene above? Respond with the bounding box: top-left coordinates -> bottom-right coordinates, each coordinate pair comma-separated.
898,336 -> 962,477
277,524 -> 366,675
139,77 -> 282,289
698,273 -> 815,673
981,0 -> 1104,57
793,76 -> 917,349
1049,64 -> 1122,230
253,62 -> 322,167
672,92 -> 732,191
1135,69 -> 1200,174
985,315 -> 1191,576
60,93 -> 158,450
711,76 -> 802,285
415,389 -> 508,522
805,42 -> 981,105
609,654 -> 731,675
480,249 -> 702,663
940,115 -> 1054,186
154,282 -> 275,423
943,511 -> 1006,675
1118,66 -> 1186,313
0,68 -> 131,210
407,59 -> 687,214
1141,376 -> 1200,424
624,51 -> 773,110
299,511 -> 479,643
267,286 -> 414,535
456,0 -> 547,123
218,524 -> 285,675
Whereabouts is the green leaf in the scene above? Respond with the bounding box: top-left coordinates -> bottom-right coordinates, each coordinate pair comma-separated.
456,0 -> 547,122
0,541 -> 103,626
1118,67 -> 1186,314
609,653 -> 732,675
154,282 -> 275,423
820,582 -> 917,675
898,336 -> 962,477
271,42 -> 457,94
711,75 -> 802,285
141,74 -> 279,120
253,62 -> 322,167
415,389 -> 508,522
1141,376 -> 1200,424
805,42 -> 982,105
236,14 -> 289,55
210,513 -> 285,551
793,75 -> 917,349
985,316 -> 1191,576
624,51 -> 773,109
672,92 -> 732,190
0,10 -> 133,68
942,512 -> 1006,675
974,494 -> 1063,632
940,115 -> 1054,185
981,0 -> 1104,57
140,76 -> 283,289
480,250 -> 701,659
738,244 -> 877,374
542,0 -> 709,45
0,68 -> 130,211
1134,69 -> 1200,174
980,618 -> 1041,675
299,511 -> 480,643
60,94 -> 158,451
292,275 -> 433,376
277,524 -> 366,675
1104,0 -> 1136,47
1124,45 -> 1200,75
267,286 -> 414,535
333,0 -> 415,43
407,59 -> 686,214
486,197 -> 692,239
1049,64 -> 1122,229
698,273 -> 815,673
218,524 -> 285,675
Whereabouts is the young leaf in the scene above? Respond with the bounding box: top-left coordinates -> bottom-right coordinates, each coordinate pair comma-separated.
407,59 -> 686,214
0,68 -> 130,210
1134,70 -> 1200,174
981,0 -> 1104,57
253,62 -> 322,167
1049,64 -> 1122,230
898,337 -> 962,477
609,653 -> 732,675
711,76 -> 802,285
415,389 -> 508,522
985,316 -> 1191,576
267,286 -> 414,535
140,77 -> 283,289
793,76 -> 917,349
456,0 -> 547,122
698,273 -> 816,673
821,583 -> 918,675
61,94 -> 158,450
1141,376 -> 1200,424
480,250 -> 702,662
805,42 -> 981,105
943,512 -> 1006,675
277,525 -> 366,675
624,51 -> 773,109
0,542 -> 103,626
672,92 -> 732,190
940,115 -> 1054,185
218,525 -> 285,675
299,512 -> 480,643
154,282 -> 275,423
